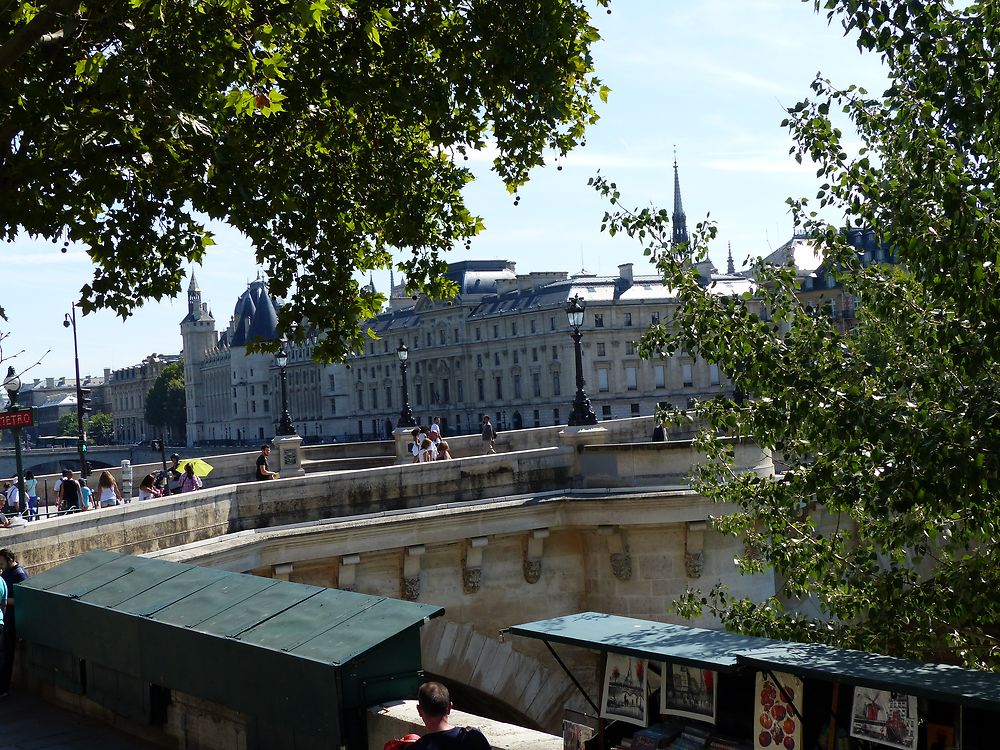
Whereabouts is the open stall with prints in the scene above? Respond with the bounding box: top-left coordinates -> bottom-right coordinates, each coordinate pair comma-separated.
507,612 -> 1000,750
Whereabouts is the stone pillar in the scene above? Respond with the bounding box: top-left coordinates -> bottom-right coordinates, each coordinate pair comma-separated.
558,424 -> 609,482
403,544 -> 425,600
685,521 -> 706,578
272,433 -> 305,477
523,528 -> 548,584
463,536 -> 489,594
394,427 -> 417,465
339,553 -> 360,591
272,563 -> 294,581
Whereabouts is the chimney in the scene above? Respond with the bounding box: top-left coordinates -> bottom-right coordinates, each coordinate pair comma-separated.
618,263 -> 634,286
45,377 -> 54,388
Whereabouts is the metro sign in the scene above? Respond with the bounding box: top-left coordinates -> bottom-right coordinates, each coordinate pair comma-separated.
0,410 -> 33,429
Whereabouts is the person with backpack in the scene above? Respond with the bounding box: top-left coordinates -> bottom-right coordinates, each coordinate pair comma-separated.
410,682 -> 490,749
58,470 -> 82,513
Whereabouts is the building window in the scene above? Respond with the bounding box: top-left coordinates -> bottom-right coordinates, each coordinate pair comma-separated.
655,365 -> 666,388
357,391 -> 364,409
594,313 -> 604,328
331,398 -> 337,415
384,340 -> 388,353
250,385 -> 255,396
533,409 -> 540,428
495,377 -> 503,400
552,347 -> 559,361
251,401 -> 256,413
598,368 -> 610,392
552,372 -> 561,396
553,408 -> 560,425
512,321 -> 518,335
454,328 -> 460,342
476,354 -> 483,368
385,387 -> 392,408
426,332 -> 432,346
597,342 -> 606,357
494,352 -> 500,366
493,325 -> 499,338
416,385 -> 423,405
625,366 -> 637,390
371,388 -> 378,409
530,319 -> 537,333
624,313 -> 632,327
682,363 -> 693,387
476,327 -> 481,341
532,348 -> 538,362
458,380 -> 465,403
630,403 -> 640,416
477,379 -> 485,401
709,364 -> 720,386
513,351 -> 519,364
513,374 -> 522,399
602,404 -> 612,418
550,317 -> 556,331
443,379 -> 450,402
263,399 -> 269,413
626,341 -> 635,355
651,312 -> 660,325
532,372 -> 541,397
829,299 -> 838,318
439,330 -> 446,345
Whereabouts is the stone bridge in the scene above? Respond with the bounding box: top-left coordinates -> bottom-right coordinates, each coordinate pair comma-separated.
6,418 -> 776,736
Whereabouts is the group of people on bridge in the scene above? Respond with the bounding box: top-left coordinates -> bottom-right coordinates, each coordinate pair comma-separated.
409,417 -> 454,463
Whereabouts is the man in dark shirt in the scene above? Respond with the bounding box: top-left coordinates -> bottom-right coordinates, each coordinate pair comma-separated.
256,445 -> 277,480
59,470 -> 81,511
411,682 -> 490,750
0,548 -> 28,694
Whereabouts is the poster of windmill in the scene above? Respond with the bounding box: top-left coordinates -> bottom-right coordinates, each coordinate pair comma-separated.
850,688 -> 918,750
600,652 -> 648,727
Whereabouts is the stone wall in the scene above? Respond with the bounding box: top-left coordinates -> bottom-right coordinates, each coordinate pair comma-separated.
149,488 -> 775,734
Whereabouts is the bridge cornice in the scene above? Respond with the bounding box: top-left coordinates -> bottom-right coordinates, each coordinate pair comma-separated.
147,486 -> 729,573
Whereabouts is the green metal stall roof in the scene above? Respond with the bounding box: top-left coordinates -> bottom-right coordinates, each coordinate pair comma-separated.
738,644 -> 1000,712
511,612 -> 1000,711
508,611 -> 776,673
20,549 -> 443,666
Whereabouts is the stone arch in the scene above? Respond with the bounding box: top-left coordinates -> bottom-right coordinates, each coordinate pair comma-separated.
419,619 -> 589,734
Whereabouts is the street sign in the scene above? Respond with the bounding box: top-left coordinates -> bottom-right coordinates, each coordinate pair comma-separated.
0,410 -> 33,429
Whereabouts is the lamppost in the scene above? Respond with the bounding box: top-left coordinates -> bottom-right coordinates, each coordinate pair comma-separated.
63,304 -> 88,477
275,346 -> 297,436
3,367 -> 27,515
566,294 -> 598,426
396,341 -> 416,428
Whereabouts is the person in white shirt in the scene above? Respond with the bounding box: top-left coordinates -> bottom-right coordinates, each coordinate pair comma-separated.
2,482 -> 19,516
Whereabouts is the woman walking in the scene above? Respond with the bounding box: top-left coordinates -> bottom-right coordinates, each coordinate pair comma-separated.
95,471 -> 122,508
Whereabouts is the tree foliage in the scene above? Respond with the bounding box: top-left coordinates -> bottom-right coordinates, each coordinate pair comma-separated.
58,411 -> 77,437
1,0 -> 608,361
145,361 -> 186,442
594,0 -> 1000,669
87,411 -> 114,445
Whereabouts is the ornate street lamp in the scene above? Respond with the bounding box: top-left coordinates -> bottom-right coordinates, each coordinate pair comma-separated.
396,341 -> 417,428
565,294 -> 598,426
275,346 -> 297,436
63,305 -> 89,477
3,366 -> 26,515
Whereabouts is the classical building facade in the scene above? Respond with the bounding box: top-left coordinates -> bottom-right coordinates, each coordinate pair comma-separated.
347,259 -> 749,439
106,354 -> 180,444
180,162 -> 750,446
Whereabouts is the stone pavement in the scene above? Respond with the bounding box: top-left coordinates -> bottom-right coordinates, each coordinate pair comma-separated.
0,692 -> 157,749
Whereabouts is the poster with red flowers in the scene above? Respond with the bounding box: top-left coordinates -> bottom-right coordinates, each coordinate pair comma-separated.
754,671 -> 803,750
600,653 -> 648,727
660,663 -> 717,724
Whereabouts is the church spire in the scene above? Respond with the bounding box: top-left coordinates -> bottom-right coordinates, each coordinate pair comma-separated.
390,266 -> 396,296
671,148 -> 689,246
727,242 -> 735,274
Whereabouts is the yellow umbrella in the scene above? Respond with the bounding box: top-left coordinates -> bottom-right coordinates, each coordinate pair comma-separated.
184,458 -> 214,478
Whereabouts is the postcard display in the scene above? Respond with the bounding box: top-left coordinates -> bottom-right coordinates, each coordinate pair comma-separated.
585,657 -> 929,750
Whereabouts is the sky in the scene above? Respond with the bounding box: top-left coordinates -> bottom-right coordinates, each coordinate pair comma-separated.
3,0 -> 888,382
